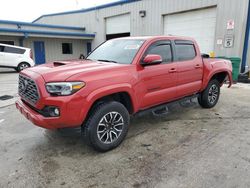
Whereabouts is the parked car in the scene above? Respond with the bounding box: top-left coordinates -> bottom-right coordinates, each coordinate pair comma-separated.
0,43 -> 34,72
16,36 -> 233,152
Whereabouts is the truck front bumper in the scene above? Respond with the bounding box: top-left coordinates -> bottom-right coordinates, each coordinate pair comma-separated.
16,70 -> 91,129
16,99 -> 54,129
16,97 -> 88,129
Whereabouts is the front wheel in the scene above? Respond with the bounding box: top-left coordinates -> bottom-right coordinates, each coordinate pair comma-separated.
198,79 -> 220,108
16,62 -> 30,72
82,101 -> 130,152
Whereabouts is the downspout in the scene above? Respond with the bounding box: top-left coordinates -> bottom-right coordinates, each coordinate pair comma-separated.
241,0 -> 250,73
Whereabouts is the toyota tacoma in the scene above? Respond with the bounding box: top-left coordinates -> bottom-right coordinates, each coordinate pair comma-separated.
16,36 -> 233,151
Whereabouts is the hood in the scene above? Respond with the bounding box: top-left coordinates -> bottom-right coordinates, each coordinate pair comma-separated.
26,60 -> 126,82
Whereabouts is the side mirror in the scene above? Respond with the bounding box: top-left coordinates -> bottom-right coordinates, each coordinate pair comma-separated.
141,54 -> 162,66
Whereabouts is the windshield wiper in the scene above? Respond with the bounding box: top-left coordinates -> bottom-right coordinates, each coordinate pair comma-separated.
97,59 -> 118,64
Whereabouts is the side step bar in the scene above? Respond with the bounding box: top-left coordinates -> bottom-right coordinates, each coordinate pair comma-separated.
135,94 -> 199,117
152,106 -> 169,116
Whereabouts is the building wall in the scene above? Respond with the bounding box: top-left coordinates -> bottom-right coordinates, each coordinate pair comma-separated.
35,0 -> 249,60
23,38 -> 87,62
0,35 -> 87,62
0,36 -> 19,45
215,0 -> 248,57
0,23 -> 85,33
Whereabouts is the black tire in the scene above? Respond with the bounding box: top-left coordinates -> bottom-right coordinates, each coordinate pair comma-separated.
16,62 -> 30,72
82,101 -> 130,152
198,79 -> 220,108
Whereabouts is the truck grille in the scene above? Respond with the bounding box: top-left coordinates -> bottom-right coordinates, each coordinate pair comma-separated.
18,74 -> 39,104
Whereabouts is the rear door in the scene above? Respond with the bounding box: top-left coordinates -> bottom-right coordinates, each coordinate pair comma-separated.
138,40 -> 178,109
0,45 -> 6,66
174,40 -> 203,98
3,46 -> 25,67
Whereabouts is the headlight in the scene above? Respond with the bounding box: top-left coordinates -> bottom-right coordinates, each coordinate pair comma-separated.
46,82 -> 85,96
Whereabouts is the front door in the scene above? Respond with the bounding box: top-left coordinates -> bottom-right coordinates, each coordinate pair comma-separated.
138,40 -> 177,109
34,41 -> 45,65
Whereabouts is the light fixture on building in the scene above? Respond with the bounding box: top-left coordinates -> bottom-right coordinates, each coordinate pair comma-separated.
139,10 -> 146,17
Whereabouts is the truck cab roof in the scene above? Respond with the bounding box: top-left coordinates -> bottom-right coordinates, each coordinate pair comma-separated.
113,35 -> 196,42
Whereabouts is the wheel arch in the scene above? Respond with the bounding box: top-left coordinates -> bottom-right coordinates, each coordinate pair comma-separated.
18,61 -> 31,66
82,85 -> 137,126
202,70 -> 232,91
17,61 -> 31,69
89,92 -> 134,114
211,71 -> 228,85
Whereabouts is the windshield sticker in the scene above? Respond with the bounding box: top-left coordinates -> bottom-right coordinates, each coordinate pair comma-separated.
124,44 -> 140,50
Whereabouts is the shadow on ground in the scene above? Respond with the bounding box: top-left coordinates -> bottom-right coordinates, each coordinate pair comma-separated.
0,68 -> 17,74
39,102 -> 198,156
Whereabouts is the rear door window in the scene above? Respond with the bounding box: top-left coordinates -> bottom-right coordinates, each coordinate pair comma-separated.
0,45 -> 4,52
4,46 -> 25,54
175,41 -> 196,61
145,41 -> 173,63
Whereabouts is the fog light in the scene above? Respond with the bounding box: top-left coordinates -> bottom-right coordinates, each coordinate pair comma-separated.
49,107 -> 60,117
54,108 -> 60,116
43,106 -> 60,117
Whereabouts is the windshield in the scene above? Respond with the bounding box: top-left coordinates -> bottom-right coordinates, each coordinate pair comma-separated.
87,39 -> 145,64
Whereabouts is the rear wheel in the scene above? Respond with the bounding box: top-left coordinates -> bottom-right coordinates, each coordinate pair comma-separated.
82,101 -> 130,152
16,62 -> 30,72
198,79 -> 220,108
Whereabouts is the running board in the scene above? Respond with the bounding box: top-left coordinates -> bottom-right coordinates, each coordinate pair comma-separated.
179,97 -> 197,107
135,94 -> 199,117
152,106 -> 169,117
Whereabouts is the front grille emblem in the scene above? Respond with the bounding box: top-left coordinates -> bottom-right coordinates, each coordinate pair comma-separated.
20,80 -> 28,92
18,74 -> 39,104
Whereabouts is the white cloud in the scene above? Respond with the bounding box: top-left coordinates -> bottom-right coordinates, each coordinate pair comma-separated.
0,0 -> 118,22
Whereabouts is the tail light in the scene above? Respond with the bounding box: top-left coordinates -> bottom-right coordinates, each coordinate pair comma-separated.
30,50 -> 33,59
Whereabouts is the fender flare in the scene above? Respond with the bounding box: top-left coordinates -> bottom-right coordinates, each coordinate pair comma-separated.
80,83 -> 138,122
202,69 -> 233,91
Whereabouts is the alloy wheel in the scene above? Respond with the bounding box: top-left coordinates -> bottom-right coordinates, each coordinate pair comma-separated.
97,112 -> 124,144
20,64 -> 29,71
208,84 -> 219,104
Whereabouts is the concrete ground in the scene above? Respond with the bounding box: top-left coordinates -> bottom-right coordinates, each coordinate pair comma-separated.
0,68 -> 19,108
0,68 -> 250,188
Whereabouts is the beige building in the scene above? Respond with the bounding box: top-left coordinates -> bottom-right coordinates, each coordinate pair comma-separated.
0,20 -> 94,64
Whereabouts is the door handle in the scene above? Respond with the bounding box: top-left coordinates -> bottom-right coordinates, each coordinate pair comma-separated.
195,64 -> 201,69
169,68 -> 177,73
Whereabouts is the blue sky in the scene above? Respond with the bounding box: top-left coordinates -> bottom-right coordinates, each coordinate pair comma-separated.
0,0 -> 117,22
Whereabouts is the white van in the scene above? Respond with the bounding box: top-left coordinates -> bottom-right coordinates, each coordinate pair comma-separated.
0,43 -> 35,72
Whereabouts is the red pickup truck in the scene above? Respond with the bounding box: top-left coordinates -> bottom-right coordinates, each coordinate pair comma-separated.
16,36 -> 232,151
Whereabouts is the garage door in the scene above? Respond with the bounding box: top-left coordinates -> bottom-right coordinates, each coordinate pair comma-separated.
106,14 -> 130,35
164,8 -> 217,54
106,14 -> 130,40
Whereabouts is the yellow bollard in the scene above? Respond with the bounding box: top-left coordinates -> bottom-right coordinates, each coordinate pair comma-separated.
209,52 -> 215,58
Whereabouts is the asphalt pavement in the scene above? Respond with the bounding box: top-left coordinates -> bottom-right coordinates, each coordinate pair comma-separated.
0,68 -> 19,108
